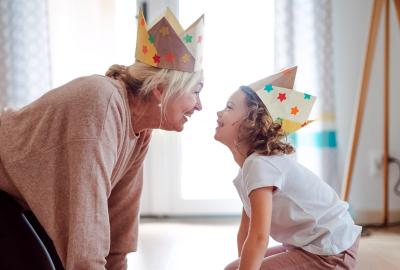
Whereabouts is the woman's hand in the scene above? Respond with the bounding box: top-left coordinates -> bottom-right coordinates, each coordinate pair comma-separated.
238,186 -> 273,270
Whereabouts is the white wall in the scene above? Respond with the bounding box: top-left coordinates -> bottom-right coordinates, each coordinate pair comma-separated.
332,0 -> 400,224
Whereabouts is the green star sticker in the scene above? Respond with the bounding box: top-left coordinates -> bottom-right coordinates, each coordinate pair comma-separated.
264,84 -> 273,92
148,34 -> 155,44
304,93 -> 311,100
276,117 -> 283,124
183,34 -> 193,43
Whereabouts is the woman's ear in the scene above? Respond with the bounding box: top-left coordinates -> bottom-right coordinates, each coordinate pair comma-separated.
152,85 -> 164,102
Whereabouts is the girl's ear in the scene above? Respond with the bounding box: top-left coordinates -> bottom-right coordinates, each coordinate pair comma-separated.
152,85 -> 164,102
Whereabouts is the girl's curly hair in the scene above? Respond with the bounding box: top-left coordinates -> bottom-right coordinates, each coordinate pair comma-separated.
237,85 -> 295,157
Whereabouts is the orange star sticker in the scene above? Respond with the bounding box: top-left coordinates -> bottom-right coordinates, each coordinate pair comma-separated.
165,52 -> 175,62
181,53 -> 190,63
291,106 -> 299,115
142,45 -> 148,55
159,26 -> 169,36
277,93 -> 286,102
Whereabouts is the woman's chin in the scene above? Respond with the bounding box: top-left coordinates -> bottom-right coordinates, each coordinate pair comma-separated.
175,126 -> 184,132
159,120 -> 185,132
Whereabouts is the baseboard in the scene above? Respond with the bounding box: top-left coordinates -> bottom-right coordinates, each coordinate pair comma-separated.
354,209 -> 400,225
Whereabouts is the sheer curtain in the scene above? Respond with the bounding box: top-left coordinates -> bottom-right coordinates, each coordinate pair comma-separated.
141,0 -> 276,215
0,0 -> 51,109
47,0 -> 132,87
275,0 -> 340,191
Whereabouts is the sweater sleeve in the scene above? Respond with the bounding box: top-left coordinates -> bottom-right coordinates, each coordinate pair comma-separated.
4,139 -> 116,270
105,130 -> 152,270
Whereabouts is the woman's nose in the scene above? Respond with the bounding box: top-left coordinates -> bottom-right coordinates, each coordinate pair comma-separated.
195,97 -> 202,111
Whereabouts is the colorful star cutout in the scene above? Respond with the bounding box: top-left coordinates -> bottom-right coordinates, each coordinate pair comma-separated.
142,45 -> 148,55
277,93 -> 287,102
152,54 -> 160,64
197,35 -> 203,43
148,34 -> 155,44
290,106 -> 299,115
159,26 -> 170,36
183,34 -> 193,43
264,84 -> 273,92
304,93 -> 311,100
164,52 -> 175,62
181,53 -> 190,63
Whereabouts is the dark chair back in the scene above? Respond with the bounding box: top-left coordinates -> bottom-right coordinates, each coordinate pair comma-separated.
0,190 -> 64,270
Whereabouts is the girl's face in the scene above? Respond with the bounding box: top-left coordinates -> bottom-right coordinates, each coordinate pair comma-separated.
160,81 -> 203,132
215,89 -> 249,146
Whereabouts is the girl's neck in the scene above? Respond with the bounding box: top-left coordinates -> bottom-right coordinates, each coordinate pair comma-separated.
230,144 -> 249,168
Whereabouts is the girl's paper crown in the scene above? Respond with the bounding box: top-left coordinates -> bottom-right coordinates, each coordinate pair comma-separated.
248,67 -> 316,134
135,8 -> 204,73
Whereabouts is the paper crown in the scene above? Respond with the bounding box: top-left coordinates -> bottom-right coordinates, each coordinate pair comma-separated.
248,67 -> 316,134
135,8 -> 204,73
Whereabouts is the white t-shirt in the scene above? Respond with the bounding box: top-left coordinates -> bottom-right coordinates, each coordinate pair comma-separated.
233,153 -> 362,255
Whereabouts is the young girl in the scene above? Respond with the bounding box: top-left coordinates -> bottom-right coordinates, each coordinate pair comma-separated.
215,70 -> 361,270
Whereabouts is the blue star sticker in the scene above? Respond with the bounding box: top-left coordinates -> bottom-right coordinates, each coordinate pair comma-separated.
304,93 -> 311,100
264,84 -> 273,92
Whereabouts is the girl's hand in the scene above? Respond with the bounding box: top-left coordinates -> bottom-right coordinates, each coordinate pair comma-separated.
238,186 -> 273,270
237,208 -> 249,256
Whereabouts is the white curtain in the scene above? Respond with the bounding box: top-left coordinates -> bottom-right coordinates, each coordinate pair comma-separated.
275,0 -> 340,192
0,0 -> 51,109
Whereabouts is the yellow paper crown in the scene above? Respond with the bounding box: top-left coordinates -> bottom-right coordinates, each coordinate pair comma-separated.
135,8 -> 204,72
248,67 -> 316,133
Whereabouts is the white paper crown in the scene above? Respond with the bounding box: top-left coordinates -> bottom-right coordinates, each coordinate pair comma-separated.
135,8 -> 204,72
248,67 -> 316,133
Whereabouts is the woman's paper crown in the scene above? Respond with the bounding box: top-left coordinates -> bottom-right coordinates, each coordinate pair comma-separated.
248,67 -> 316,134
135,8 -> 204,73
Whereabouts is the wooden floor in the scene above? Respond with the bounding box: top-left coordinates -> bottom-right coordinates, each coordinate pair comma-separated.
127,218 -> 400,270
356,225 -> 400,270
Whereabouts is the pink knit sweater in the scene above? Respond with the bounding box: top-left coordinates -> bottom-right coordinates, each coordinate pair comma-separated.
0,75 -> 152,269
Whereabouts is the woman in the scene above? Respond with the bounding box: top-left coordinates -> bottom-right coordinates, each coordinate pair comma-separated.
0,9 -> 204,269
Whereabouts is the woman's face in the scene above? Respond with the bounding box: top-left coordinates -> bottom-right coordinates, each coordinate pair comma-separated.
160,81 -> 203,132
215,89 -> 249,146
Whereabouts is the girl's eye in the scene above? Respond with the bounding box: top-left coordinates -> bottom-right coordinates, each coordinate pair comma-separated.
225,105 -> 232,110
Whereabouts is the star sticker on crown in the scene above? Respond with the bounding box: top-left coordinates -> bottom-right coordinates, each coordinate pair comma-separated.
247,66 -> 317,134
135,8 -> 204,72
277,93 -> 287,102
159,26 -> 170,36
164,52 -> 175,62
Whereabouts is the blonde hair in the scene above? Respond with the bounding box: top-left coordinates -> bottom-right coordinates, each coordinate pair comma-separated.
238,86 -> 295,157
105,62 -> 203,117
